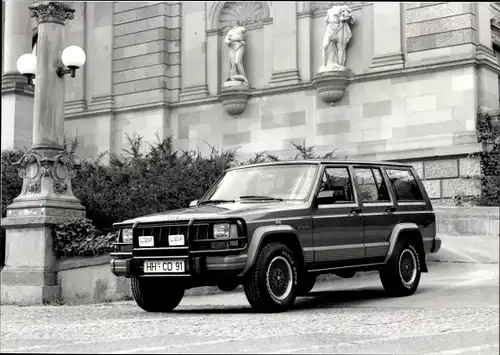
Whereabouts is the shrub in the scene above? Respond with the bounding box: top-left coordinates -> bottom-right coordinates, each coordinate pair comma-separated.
1,149 -> 24,219
464,145 -> 500,207
52,218 -> 118,257
459,109 -> 500,207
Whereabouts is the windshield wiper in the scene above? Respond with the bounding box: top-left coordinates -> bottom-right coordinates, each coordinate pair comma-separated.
239,195 -> 283,201
198,199 -> 235,205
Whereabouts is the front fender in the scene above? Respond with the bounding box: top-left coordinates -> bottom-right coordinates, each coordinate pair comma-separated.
237,225 -> 302,277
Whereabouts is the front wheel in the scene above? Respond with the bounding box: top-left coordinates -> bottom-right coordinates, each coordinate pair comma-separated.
379,241 -> 421,297
131,278 -> 185,312
243,242 -> 298,313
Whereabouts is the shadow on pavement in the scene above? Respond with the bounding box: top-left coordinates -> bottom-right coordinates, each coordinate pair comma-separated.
174,288 -> 394,314
293,288 -> 388,310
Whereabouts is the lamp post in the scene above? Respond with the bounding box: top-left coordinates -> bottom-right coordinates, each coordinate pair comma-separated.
1,1 -> 87,305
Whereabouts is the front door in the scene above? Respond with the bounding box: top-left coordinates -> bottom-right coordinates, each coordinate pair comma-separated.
352,165 -> 399,263
311,165 -> 364,267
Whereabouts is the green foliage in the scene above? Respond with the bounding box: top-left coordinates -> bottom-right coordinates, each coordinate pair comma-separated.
1,149 -> 24,219
457,109 -> 500,207
1,149 -> 24,266
52,218 -> 117,257
239,140 -> 340,165
462,145 -> 500,207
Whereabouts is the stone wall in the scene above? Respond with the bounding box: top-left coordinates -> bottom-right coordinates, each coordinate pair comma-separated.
411,156 -> 481,201
434,206 -> 500,237
1,91 -> 34,151
57,255 -> 132,304
60,2 -> 492,163
170,64 -> 479,163
405,2 -> 475,58
3,2 -> 498,193
112,2 -> 181,108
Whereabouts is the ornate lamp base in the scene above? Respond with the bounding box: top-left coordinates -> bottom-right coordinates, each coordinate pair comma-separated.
218,80 -> 250,116
1,145 -> 85,305
312,68 -> 351,105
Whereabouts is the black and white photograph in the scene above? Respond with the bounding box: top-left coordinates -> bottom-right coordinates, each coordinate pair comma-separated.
0,1 -> 499,354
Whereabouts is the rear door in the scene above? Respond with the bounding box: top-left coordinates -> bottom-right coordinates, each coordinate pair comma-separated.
311,164 -> 364,266
352,165 -> 399,263
383,166 -> 435,248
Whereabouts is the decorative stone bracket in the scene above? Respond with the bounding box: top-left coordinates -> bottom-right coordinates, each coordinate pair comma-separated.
218,81 -> 250,116
13,147 -> 80,199
312,69 -> 351,105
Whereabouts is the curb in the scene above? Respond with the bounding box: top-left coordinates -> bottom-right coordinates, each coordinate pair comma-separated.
427,234 -> 499,264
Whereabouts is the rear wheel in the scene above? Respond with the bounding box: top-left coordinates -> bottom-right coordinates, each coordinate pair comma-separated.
243,242 -> 298,313
379,241 -> 421,297
131,278 -> 184,312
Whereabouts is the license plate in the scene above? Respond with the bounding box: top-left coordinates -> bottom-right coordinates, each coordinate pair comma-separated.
143,260 -> 186,273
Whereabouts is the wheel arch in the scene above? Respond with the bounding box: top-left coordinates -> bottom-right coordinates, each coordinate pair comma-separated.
238,225 -> 305,277
385,223 -> 428,273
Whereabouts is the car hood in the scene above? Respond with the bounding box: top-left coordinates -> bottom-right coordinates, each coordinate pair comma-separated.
115,201 -> 308,226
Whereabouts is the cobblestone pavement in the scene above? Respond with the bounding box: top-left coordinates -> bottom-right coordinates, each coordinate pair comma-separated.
1,262 -> 498,354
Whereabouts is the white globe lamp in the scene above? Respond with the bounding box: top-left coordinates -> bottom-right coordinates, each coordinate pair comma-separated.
16,53 -> 37,85
58,45 -> 86,78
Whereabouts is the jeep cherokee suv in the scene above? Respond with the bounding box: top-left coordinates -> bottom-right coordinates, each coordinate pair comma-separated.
111,160 -> 441,313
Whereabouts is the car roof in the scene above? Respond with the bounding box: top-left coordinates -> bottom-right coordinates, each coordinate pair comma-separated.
226,159 -> 413,171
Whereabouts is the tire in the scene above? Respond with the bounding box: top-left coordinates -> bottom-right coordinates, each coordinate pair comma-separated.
379,241 -> 421,297
243,242 -> 298,313
131,277 -> 185,312
297,274 -> 316,296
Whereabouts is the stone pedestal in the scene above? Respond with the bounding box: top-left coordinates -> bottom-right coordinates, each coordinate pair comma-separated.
218,80 -> 250,116
1,222 -> 63,305
312,68 -> 351,105
1,147 -> 86,305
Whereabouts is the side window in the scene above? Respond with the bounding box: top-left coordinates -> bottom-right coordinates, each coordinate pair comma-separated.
385,169 -> 424,201
354,167 -> 391,203
317,167 -> 355,205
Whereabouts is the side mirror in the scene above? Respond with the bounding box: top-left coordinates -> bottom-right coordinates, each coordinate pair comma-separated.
314,191 -> 334,207
189,200 -> 199,207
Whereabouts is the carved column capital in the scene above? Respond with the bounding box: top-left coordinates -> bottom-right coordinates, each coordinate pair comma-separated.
29,1 -> 75,25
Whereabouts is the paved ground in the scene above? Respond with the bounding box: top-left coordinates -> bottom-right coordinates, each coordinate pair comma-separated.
1,262 -> 498,354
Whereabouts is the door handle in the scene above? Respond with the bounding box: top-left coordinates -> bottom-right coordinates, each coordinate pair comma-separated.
385,206 -> 396,213
350,207 -> 362,214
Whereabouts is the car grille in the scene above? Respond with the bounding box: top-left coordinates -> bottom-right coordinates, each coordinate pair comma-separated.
134,223 -> 210,248
133,222 -> 245,258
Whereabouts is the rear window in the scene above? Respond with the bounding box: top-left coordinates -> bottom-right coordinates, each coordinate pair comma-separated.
385,168 -> 424,202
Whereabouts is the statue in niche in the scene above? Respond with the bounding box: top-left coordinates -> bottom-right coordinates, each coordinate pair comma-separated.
320,4 -> 354,73
224,23 -> 248,85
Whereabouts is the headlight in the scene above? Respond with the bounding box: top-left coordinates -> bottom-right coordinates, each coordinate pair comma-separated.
213,223 -> 238,239
121,228 -> 133,244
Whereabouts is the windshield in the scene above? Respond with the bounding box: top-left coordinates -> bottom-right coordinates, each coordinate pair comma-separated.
203,164 -> 319,202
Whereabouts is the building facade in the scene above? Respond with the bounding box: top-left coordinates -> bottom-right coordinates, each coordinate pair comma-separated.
2,1 -> 500,202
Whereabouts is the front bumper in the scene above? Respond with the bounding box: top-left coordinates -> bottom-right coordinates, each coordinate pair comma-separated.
431,236 -> 442,253
110,258 -> 131,277
110,253 -> 247,278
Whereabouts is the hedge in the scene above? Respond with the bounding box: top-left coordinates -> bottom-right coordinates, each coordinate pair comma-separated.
1,109 -> 499,259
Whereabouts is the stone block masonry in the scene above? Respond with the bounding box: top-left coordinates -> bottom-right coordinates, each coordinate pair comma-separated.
112,2 -> 181,108
410,156 -> 482,202
405,2 -> 475,53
